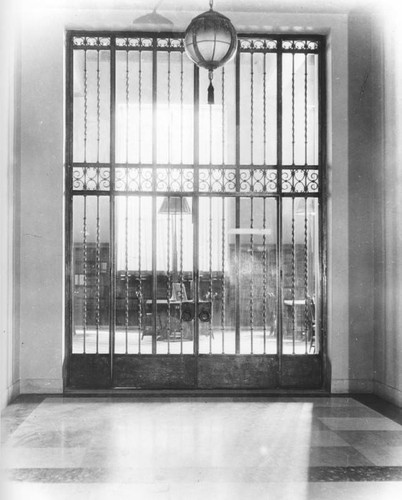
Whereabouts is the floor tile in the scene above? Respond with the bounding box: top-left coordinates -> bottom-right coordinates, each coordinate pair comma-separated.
308,446 -> 374,467
308,466 -> 402,481
312,407 -> 383,418
291,397 -> 365,408
2,447 -> 86,469
336,430 -> 402,447
1,398 -> 45,445
319,417 -> 402,431
310,430 -> 350,447
5,427 -> 96,449
353,445 -> 402,466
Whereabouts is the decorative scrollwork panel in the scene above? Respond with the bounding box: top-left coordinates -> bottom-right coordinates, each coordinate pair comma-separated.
72,166 -> 111,191
156,168 -> 194,192
239,169 -> 278,193
115,167 -> 153,192
199,168 -> 237,193
281,169 -> 319,194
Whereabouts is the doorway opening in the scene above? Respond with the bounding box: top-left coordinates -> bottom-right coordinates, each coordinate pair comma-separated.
65,32 -> 326,390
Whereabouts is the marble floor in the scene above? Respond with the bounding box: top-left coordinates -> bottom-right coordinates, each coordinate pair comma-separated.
1,395 -> 402,499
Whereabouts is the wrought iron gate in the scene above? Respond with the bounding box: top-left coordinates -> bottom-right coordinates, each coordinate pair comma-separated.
65,31 -> 326,390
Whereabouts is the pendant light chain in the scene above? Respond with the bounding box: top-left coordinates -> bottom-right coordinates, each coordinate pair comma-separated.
209,0 -> 213,9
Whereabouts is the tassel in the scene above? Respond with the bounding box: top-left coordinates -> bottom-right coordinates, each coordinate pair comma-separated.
207,69 -> 214,105
207,81 -> 214,104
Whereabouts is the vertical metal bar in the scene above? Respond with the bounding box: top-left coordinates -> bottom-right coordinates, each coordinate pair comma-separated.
82,47 -> 88,355
167,197 -> 171,353
304,197 -> 309,354
221,197 -> 226,354
304,52 -> 308,166
291,49 -> 296,354
180,51 -> 184,165
180,52 -> 185,353
303,53 -> 309,355
65,33 -> 74,384
110,36 -> 116,382
137,49 -> 143,354
193,65 -> 200,357
319,38 -> 328,374
168,50 -> 171,165
96,48 -> 101,174
262,52 -> 267,355
291,196 -> 295,354
95,48 -> 101,354
263,52 -> 267,167
208,100 -> 213,352
125,196 -> 129,354
84,49 -> 88,164
249,52 -> 254,354
179,197 -> 184,353
292,52 -> 295,166
124,48 -> 130,355
235,48 -> 241,355
209,196 -> 213,353
277,196 -> 282,359
82,196 -> 87,353
152,40 -> 158,355
138,197 -> 143,354
221,67 -> 225,165
126,49 -> 130,164
250,198 -> 254,354
277,43 -> 283,368
221,67 -> 226,354
138,50 -> 142,171
250,52 -> 254,166
290,48 -> 296,352
277,44 -> 283,192
96,196 -> 101,354
262,198 -> 267,354
166,50 -> 172,353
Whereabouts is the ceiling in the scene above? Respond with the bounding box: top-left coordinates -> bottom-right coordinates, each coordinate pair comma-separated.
17,0 -> 396,15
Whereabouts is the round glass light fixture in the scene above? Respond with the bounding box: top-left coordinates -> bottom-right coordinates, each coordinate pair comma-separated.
184,0 -> 237,104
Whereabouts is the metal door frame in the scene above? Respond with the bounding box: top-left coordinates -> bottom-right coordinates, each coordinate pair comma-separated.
64,31 -> 327,391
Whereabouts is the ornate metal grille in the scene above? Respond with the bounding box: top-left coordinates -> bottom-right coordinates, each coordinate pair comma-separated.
66,32 -> 325,387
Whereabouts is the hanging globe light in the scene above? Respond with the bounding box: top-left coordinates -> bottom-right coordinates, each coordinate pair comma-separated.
184,0 -> 238,104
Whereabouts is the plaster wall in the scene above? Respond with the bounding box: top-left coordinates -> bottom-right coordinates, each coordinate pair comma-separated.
373,10 -> 402,406
14,4 -> 373,394
0,2 -> 19,410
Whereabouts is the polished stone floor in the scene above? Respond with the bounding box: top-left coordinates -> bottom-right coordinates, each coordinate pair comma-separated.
1,395 -> 402,499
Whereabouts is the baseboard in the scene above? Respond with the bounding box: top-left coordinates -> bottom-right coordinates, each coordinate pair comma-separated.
374,380 -> 402,408
0,379 -> 20,410
331,378 -> 373,393
8,379 -> 20,402
20,378 -> 63,394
